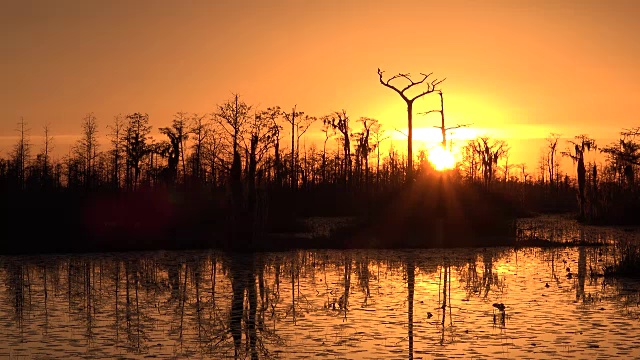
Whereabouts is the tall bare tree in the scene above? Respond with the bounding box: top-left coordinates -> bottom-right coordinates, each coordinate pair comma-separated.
324,110 -> 351,186
41,124 -> 54,188
75,113 -> 99,188
190,113 -> 209,182
421,91 -> 467,150
13,117 -> 31,190
260,106 -> 282,185
107,115 -> 125,190
282,106 -> 304,190
321,121 -> 334,184
377,68 -> 444,179
371,124 -> 388,188
546,133 -> 561,187
214,94 -> 251,213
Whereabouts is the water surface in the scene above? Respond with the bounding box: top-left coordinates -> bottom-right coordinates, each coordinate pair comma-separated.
1,246 -> 639,359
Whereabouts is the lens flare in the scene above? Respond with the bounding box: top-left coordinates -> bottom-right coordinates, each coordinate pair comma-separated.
428,146 -> 456,171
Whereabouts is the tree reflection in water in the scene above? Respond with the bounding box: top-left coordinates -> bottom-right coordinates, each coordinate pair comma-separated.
1,247 -> 640,359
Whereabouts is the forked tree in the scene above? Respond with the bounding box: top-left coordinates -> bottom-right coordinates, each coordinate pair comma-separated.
377,68 -> 444,179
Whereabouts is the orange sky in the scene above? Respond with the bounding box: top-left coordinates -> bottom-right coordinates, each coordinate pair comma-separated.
1,0 -> 639,174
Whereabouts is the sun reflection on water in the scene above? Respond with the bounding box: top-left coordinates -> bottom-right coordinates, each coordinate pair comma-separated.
0,245 -> 639,359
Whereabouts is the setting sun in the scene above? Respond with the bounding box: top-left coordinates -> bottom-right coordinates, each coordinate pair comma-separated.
428,146 -> 456,171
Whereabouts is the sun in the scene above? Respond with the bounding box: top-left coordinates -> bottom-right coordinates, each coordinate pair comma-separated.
428,146 -> 456,171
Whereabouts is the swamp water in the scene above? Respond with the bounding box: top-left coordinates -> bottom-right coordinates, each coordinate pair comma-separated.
1,243 -> 640,359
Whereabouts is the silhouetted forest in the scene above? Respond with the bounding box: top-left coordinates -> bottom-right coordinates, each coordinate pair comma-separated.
2,91 -> 639,253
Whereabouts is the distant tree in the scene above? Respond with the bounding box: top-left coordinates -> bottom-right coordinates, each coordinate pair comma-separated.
158,126 -> 181,185
12,117 -> 31,190
601,127 -> 640,187
500,148 -> 515,182
282,106 -> 305,190
107,114 -> 125,190
519,163 -> 528,183
377,68 -> 445,179
562,135 -> 595,219
473,136 -> 508,188
352,117 -> 379,186
74,113 -> 99,188
170,112 -> 191,185
260,106 -> 282,185
371,124 -> 388,188
323,110 -> 352,186
40,123 -> 54,189
460,142 -> 480,181
214,94 -> 251,213
546,133 -> 561,187
124,112 -> 152,190
295,114 -> 317,187
190,113 -> 209,182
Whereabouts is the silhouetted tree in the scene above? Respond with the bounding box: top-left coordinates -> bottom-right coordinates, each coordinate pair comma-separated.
601,127 -> 640,187
546,133 -> 561,187
323,110 -> 351,186
377,68 -> 445,179
158,126 -> 181,185
214,94 -> 251,240
371,124 -> 388,188
124,113 -> 152,190
189,114 -> 209,182
39,124 -> 54,189
282,106 -> 305,190
468,136 -> 508,188
74,113 -> 99,189
260,106 -> 282,186
12,117 -> 31,190
352,117 -> 379,187
107,115 -> 125,190
562,135 -> 595,219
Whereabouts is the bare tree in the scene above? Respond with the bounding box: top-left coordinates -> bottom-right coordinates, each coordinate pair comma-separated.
295,114 -> 317,186
190,113 -> 209,182
546,133 -> 561,187
256,106 -> 282,184
75,113 -> 99,188
107,115 -> 125,190
320,121 -> 334,184
41,123 -> 54,188
353,117 -> 379,186
519,163 -> 528,183
282,106 -> 304,190
168,112 -> 191,185
501,148 -> 515,182
420,91 -> 468,150
371,124 -> 388,188
323,110 -> 351,186
158,127 -> 181,185
124,113 -> 152,190
12,117 -> 31,190
472,136 -> 508,188
601,127 -> 640,187
214,94 -> 251,213
377,68 -> 445,179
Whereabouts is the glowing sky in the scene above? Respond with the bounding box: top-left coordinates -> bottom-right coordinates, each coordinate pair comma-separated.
1,0 -> 639,172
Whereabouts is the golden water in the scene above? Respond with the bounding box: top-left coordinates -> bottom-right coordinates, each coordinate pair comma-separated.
1,246 -> 639,359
